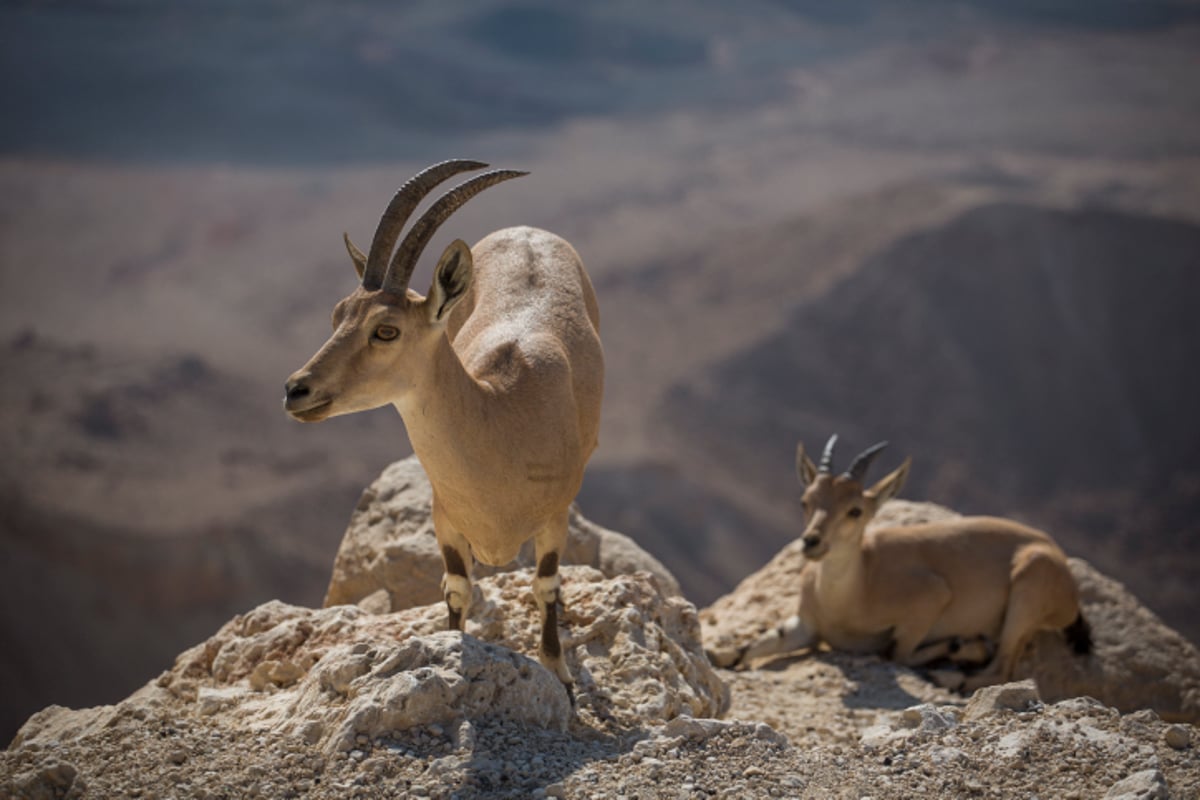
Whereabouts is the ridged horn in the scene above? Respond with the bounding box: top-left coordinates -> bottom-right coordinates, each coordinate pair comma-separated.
845,441 -> 889,484
382,169 -> 529,295
818,434 -> 838,475
358,159 -> 489,290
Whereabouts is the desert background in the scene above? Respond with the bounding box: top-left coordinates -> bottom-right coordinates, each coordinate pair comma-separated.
1,0 -> 1198,745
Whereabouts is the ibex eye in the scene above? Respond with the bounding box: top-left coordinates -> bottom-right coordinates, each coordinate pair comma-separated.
374,325 -> 399,341
848,507 -> 863,518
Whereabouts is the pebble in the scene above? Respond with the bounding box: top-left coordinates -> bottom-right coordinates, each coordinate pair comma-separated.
1163,725 -> 1190,750
1103,768 -> 1168,800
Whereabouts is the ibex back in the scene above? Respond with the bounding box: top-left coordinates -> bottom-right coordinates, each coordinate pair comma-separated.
283,160 -> 604,702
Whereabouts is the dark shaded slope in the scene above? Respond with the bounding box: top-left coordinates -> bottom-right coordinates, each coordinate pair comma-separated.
578,463 -> 780,606
0,334 -> 387,743
0,489 -> 306,745
660,204 -> 1200,641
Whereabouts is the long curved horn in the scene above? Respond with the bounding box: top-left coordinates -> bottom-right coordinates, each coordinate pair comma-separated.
845,441 -> 889,483
818,434 -> 838,475
358,159 -> 489,290
382,169 -> 529,295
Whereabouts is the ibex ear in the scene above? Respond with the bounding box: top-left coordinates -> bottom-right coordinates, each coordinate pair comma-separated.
429,239 -> 474,323
796,442 -> 819,487
865,457 -> 911,507
343,232 -> 367,280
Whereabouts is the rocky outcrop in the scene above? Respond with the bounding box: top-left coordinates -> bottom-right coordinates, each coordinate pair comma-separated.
5,496 -> 1200,798
323,456 -> 681,612
701,500 -> 1200,722
7,671 -> 1197,799
13,567 -> 724,760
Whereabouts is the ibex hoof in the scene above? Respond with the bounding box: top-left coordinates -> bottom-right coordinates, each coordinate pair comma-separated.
704,646 -> 744,669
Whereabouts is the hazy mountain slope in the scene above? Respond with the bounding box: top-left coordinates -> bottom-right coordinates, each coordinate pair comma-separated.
655,203 -> 1200,640
0,334 -> 395,739
0,489 -> 306,739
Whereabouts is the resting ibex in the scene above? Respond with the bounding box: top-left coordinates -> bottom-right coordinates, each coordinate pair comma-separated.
283,160 -> 604,701
734,436 -> 1090,692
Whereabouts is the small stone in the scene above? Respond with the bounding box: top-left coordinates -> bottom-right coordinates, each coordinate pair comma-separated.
900,704 -> 958,733
38,761 -> 78,789
357,588 -> 392,615
754,722 -> 788,745
1163,725 -> 1190,750
546,783 -> 567,798
168,748 -> 188,765
1103,768 -> 1168,800
964,680 -> 1041,720
663,715 -> 729,741
300,721 -> 323,745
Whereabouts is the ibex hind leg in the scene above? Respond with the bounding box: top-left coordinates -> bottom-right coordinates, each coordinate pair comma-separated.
908,634 -> 994,668
962,549 -> 1073,693
908,635 -> 994,691
535,515 -> 574,706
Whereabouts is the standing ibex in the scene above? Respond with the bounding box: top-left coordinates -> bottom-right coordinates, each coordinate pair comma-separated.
733,436 -> 1090,692
284,160 -> 604,701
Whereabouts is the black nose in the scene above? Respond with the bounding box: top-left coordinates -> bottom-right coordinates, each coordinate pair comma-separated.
802,534 -> 820,552
284,379 -> 310,403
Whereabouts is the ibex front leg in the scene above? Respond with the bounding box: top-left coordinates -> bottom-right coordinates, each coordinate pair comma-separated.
535,513 -> 574,705
434,512 -> 474,631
